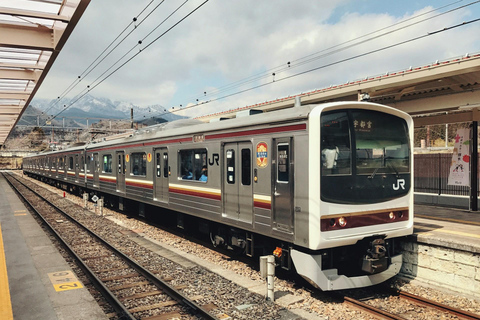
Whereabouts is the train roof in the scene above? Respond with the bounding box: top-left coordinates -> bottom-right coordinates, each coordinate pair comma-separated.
86,104 -> 318,150
25,101 -> 405,158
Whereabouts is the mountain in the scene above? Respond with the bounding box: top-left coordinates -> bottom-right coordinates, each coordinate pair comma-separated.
30,94 -> 187,124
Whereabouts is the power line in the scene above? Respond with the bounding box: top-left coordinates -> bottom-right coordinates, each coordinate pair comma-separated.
146,18 -> 480,120
42,0 -> 210,127
41,0 -> 166,116
183,0 -> 480,104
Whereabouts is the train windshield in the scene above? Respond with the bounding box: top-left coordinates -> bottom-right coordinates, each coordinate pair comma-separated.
321,109 -> 410,204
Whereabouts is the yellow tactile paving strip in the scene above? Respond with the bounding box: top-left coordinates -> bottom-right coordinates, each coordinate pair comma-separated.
0,223 -> 13,320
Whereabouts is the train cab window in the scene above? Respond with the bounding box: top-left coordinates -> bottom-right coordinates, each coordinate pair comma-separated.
241,148 -> 251,185
277,145 -> 289,182
352,110 -> 410,175
178,149 -> 207,181
321,111 -> 351,176
69,157 -> 74,170
163,153 -> 169,178
131,152 -> 147,176
226,149 -> 235,184
103,154 -> 113,173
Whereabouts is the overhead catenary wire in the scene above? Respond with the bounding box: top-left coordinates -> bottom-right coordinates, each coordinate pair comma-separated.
37,1 -> 479,129
41,0 -> 166,117
41,0 -> 210,127
144,18 -> 480,120
182,0 -> 480,104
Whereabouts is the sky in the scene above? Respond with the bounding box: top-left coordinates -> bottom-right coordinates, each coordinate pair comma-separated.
34,0 -> 480,119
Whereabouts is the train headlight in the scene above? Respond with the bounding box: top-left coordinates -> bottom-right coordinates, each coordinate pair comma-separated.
389,211 -> 395,220
338,217 -> 347,227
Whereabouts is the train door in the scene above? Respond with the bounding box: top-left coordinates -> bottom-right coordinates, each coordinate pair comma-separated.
93,153 -> 100,186
223,142 -> 253,223
63,156 -> 67,179
273,138 -> 294,233
74,155 -> 79,181
154,148 -> 169,202
116,151 -> 126,193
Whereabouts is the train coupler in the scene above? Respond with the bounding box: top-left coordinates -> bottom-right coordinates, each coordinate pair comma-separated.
361,238 -> 388,274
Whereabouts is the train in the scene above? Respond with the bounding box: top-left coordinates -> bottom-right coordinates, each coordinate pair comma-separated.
23,101 -> 414,291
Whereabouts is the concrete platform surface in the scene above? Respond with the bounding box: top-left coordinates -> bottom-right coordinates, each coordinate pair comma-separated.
0,173 -> 107,320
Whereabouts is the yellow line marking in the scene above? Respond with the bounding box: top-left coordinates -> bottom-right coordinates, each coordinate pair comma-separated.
0,223 -> 14,320
48,271 -> 83,292
14,210 -> 26,213
415,226 -> 480,239
14,214 -> 27,216
416,214 -> 480,226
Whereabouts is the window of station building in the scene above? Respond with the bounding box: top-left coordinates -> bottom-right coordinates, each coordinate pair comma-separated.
131,152 -> 147,176
178,149 -> 207,181
103,154 -> 113,173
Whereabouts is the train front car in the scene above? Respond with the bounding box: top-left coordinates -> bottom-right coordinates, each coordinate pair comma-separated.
292,102 -> 413,290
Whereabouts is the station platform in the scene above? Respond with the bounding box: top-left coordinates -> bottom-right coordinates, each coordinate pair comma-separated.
413,204 -> 480,253
399,204 -> 480,298
0,173 -> 107,320
1,170 -> 479,319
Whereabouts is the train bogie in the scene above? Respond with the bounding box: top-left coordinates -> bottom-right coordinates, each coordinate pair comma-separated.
23,102 -> 413,291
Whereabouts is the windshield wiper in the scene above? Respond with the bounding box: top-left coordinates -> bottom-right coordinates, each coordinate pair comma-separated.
368,167 -> 380,179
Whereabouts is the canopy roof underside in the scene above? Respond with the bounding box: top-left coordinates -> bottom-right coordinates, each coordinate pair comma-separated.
0,0 -> 90,146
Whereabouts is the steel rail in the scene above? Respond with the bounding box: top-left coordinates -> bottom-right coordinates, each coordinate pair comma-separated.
2,172 -> 135,320
343,296 -> 406,320
4,172 -> 217,320
396,290 -> 480,320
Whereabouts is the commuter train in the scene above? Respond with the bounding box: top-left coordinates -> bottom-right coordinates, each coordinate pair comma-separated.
23,101 -> 414,290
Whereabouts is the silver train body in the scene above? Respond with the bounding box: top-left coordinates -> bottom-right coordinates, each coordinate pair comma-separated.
23,102 -> 414,290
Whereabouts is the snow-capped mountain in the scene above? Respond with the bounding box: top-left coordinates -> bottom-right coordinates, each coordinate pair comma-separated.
30,94 -> 186,122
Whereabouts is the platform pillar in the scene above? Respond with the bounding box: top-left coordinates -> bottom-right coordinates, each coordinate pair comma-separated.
470,121 -> 478,212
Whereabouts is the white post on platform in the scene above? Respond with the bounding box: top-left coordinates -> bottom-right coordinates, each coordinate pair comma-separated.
83,193 -> 88,209
98,198 -> 104,216
260,255 -> 275,301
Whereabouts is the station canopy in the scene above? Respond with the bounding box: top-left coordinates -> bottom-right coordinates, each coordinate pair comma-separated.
0,0 -> 90,147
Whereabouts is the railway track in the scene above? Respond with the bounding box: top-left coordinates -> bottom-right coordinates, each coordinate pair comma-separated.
8,171 -> 480,320
4,172 -> 217,320
342,288 -> 480,320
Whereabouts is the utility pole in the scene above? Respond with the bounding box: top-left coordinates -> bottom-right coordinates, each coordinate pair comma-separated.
130,108 -> 134,129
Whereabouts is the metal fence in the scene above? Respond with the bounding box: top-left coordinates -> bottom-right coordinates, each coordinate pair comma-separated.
414,153 -> 476,196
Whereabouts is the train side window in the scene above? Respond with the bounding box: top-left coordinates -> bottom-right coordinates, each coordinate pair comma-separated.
321,111 -> 351,175
277,145 -> 289,182
86,155 -> 90,170
103,154 -> 113,173
131,152 -> 147,176
226,149 -> 235,184
241,148 -> 251,185
179,149 -> 207,181
156,153 -> 161,177
163,153 -> 169,177
118,155 -> 122,174
69,157 -> 74,170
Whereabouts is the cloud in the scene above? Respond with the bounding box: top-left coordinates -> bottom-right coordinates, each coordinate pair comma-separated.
35,1 -> 480,118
